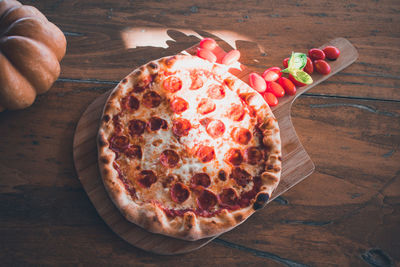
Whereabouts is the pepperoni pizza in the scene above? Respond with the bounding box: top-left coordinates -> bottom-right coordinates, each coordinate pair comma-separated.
97,55 -> 281,241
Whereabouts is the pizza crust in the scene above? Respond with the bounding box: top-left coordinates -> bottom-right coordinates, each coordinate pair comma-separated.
97,55 -> 281,241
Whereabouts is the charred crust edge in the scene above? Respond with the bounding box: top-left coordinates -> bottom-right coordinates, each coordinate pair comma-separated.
98,133 -> 108,147
102,114 -> 110,122
253,193 -> 269,210
100,155 -> 110,164
148,62 -> 158,70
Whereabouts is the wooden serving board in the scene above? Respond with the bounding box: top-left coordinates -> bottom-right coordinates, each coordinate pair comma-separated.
73,37 -> 358,255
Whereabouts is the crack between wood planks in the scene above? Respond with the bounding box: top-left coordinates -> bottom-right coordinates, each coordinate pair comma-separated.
308,103 -> 399,117
302,93 -> 400,103
213,238 -> 310,267
57,78 -> 118,85
338,72 -> 400,80
280,220 -> 332,226
62,31 -> 86,37
323,80 -> 398,89
56,77 -> 400,104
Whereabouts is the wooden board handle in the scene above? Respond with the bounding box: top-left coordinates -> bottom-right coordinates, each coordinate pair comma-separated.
285,37 -> 358,103
72,37 -> 357,255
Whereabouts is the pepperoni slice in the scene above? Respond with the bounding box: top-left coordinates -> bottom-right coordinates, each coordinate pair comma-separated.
206,120 -> 225,138
170,97 -> 188,114
227,103 -> 245,121
230,167 -> 251,187
125,145 -> 142,159
147,117 -> 167,131
133,77 -> 151,93
162,175 -> 176,188
197,189 -> 218,211
190,73 -> 204,90
218,188 -> 239,207
218,170 -> 227,181
190,173 -> 211,188
112,114 -> 122,133
231,127 -> 252,145
197,98 -> 215,115
199,117 -> 212,127
239,176 -> 262,207
225,148 -> 243,166
172,118 -> 191,137
196,145 -> 215,163
138,170 -> 157,188
129,119 -> 146,136
142,91 -> 162,108
128,95 -> 140,110
244,147 -> 263,165
110,135 -> 129,152
160,149 -> 180,168
170,182 -> 190,203
163,76 -> 182,93
207,84 -> 225,99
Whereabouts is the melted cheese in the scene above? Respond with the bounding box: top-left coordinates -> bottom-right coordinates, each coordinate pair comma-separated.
115,59 -> 264,209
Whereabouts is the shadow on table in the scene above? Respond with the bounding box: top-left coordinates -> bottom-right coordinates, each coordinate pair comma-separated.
120,27 -> 267,69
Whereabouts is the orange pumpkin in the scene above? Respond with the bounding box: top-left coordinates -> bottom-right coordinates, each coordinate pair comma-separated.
0,0 -> 66,111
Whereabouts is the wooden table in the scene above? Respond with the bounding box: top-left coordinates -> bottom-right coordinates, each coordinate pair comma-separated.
1,0 -> 399,266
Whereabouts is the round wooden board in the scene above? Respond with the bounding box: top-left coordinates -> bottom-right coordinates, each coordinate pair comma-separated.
73,37 -> 358,255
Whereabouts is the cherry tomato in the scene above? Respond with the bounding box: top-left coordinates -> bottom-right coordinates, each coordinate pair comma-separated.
249,72 -> 267,93
262,67 -> 282,82
289,74 -> 308,87
323,46 -> 340,60
308,48 -> 325,60
283,57 -> 289,68
266,81 -> 285,98
304,57 -> 313,74
263,92 -> 278,107
199,38 -> 217,50
277,77 -> 296,95
314,59 -> 331,75
197,48 -> 217,63
222,50 -> 240,65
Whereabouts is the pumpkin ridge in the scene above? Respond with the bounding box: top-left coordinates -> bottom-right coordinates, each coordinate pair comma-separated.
0,5 -> 47,33
0,35 -> 60,94
3,17 -> 66,61
0,0 -> 66,111
0,51 -> 37,110
0,0 -> 21,22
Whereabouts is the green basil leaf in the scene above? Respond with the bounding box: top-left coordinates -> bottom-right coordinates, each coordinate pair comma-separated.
289,69 -> 313,85
288,52 -> 307,70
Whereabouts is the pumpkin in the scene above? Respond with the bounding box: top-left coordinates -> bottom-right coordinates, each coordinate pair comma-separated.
0,0 -> 66,111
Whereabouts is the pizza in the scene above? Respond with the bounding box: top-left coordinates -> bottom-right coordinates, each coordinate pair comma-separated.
97,55 -> 281,241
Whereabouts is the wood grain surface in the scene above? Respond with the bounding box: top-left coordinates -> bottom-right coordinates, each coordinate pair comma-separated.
1,0 -> 399,266
72,37 -> 357,255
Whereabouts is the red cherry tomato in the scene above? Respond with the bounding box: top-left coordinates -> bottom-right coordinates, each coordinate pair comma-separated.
262,67 -> 282,82
266,81 -> 285,98
283,57 -> 289,68
278,77 -> 296,95
199,38 -> 217,50
314,59 -> 331,75
304,57 -> 313,74
222,50 -> 241,65
197,48 -> 217,63
323,46 -> 340,60
289,74 -> 308,87
263,92 -> 278,107
308,48 -> 326,60
249,72 -> 267,93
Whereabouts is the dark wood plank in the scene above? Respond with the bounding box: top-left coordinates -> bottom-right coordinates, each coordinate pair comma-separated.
20,0 -> 400,100
218,96 -> 400,266
1,80 -> 399,265
2,0 -> 399,265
